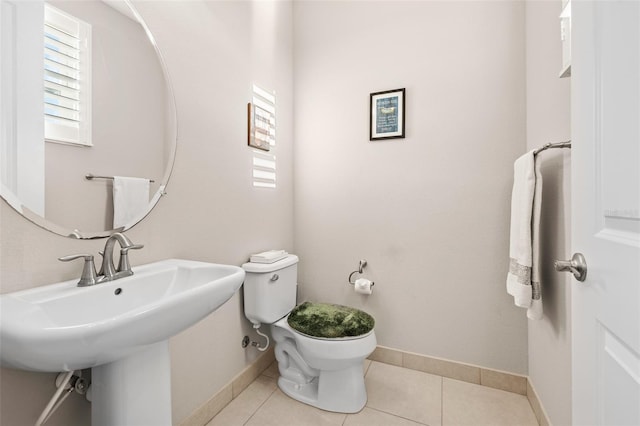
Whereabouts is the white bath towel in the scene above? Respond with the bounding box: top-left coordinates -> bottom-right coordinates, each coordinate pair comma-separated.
506,151 -> 543,320
528,159 -> 543,320
113,176 -> 150,229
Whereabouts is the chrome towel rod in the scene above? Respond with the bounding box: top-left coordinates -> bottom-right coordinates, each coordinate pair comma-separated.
533,140 -> 571,156
85,174 -> 155,183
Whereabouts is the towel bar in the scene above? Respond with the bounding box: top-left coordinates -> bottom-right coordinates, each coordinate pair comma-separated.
533,140 -> 571,156
85,174 -> 155,183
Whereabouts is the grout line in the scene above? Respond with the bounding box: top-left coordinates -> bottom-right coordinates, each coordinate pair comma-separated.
241,382 -> 278,426
366,406 -> 429,425
364,360 -> 373,376
440,376 -> 444,426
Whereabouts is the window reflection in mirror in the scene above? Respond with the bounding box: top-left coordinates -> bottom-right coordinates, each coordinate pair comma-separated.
0,0 -> 176,237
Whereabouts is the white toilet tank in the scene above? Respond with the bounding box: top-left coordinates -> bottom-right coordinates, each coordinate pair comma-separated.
242,254 -> 299,325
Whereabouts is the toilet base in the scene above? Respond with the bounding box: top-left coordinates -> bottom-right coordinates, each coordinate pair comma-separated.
277,363 -> 367,413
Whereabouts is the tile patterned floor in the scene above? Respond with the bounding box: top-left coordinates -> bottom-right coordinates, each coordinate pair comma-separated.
208,360 -> 539,426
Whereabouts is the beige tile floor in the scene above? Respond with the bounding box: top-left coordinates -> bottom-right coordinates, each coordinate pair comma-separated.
208,360 -> 539,426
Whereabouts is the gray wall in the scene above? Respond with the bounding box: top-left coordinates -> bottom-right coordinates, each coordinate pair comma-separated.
0,1 -> 293,424
292,0 -> 529,374
525,1 -> 572,425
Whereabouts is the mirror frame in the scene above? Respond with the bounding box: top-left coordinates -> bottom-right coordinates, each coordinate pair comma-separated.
0,0 -> 177,239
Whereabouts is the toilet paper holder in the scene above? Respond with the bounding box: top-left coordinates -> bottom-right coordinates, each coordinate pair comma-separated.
348,259 -> 375,287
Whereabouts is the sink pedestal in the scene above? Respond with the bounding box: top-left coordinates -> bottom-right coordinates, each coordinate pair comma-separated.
91,341 -> 172,426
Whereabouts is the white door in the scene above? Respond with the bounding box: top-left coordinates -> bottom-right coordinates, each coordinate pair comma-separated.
571,1 -> 640,425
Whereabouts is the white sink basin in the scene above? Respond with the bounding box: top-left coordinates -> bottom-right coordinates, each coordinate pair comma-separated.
0,259 -> 245,372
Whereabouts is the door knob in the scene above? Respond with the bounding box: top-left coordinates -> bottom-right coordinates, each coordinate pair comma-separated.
554,253 -> 588,282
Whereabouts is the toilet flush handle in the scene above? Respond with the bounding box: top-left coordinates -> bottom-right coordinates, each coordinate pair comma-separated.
270,274 -> 279,282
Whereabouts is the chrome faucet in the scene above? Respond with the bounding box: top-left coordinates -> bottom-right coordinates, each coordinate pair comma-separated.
58,254 -> 100,287
100,233 -> 144,281
58,232 -> 143,287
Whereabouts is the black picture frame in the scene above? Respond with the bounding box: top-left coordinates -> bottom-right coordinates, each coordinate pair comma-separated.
370,88 -> 405,141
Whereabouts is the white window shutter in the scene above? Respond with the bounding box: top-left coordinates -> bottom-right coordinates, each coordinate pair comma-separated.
44,4 -> 92,146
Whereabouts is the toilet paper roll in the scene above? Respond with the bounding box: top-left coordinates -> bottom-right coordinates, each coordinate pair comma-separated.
354,278 -> 373,295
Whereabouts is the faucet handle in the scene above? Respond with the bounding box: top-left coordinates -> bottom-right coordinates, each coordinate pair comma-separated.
117,244 -> 144,274
58,254 -> 99,287
121,244 -> 144,254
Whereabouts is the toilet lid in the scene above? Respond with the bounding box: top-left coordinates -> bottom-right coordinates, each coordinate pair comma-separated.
287,302 -> 375,339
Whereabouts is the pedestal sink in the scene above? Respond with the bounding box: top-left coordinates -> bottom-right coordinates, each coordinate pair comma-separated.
0,259 -> 245,425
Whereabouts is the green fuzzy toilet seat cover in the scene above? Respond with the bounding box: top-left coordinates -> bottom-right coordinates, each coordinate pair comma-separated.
287,302 -> 375,339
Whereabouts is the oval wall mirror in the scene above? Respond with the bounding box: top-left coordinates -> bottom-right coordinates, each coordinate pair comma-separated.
0,0 -> 176,239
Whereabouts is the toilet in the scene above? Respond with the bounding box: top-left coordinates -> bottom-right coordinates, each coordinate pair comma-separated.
242,254 -> 376,413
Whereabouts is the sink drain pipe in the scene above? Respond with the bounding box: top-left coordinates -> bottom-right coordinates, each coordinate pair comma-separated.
36,371 -> 87,426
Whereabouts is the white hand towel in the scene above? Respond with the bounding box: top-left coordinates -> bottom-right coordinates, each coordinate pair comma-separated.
506,151 -> 543,320
528,159 -> 543,320
113,176 -> 150,229
250,250 -> 288,264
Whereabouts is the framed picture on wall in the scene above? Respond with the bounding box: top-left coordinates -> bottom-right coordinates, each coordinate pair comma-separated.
370,88 -> 405,141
